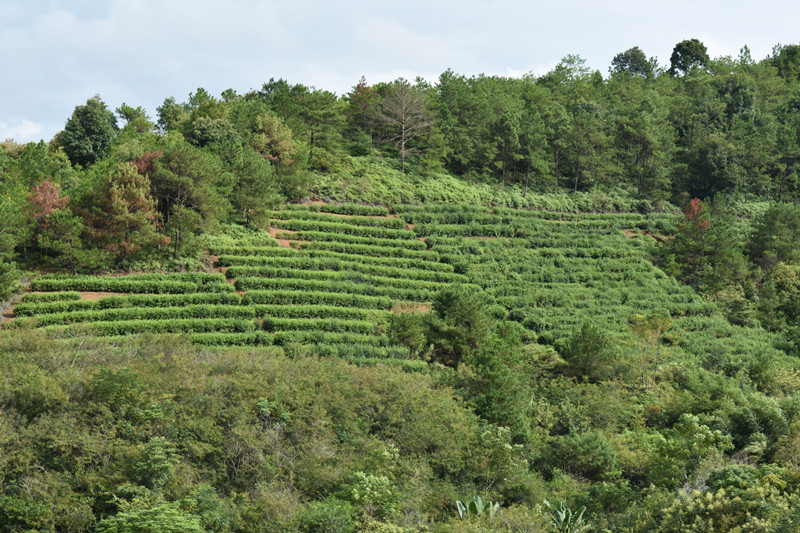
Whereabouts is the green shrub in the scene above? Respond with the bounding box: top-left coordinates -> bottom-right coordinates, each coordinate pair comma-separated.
548,432 -> 621,482
299,498 -> 355,533
19,291 -> 82,303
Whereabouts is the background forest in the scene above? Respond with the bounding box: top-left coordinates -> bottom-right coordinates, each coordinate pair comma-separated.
3,39 -> 800,531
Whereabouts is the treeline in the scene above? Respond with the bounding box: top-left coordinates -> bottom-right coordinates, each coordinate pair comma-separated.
154,40 -> 800,203
160,39 -> 800,202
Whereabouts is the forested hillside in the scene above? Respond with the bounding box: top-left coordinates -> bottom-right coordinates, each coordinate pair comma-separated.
3,39 -> 800,531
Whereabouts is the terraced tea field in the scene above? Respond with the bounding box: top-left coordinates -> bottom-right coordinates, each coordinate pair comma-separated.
7,202 -> 784,371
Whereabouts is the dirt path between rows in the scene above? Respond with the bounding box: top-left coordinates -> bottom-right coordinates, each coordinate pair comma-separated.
269,227 -> 297,248
391,302 -> 431,314
322,212 -> 399,219
207,255 -> 230,277
77,291 -> 136,301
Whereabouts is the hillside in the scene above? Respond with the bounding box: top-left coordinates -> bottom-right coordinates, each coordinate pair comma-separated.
5,45 -> 800,529
3,200 -> 800,531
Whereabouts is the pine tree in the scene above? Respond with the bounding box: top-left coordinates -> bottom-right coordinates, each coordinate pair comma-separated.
89,162 -> 169,264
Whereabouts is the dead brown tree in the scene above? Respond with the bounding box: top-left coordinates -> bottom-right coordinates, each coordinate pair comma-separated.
373,79 -> 433,173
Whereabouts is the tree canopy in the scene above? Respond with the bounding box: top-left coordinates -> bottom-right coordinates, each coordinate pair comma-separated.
59,95 -> 118,167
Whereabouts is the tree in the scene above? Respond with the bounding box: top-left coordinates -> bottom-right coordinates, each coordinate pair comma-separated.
565,99 -> 609,192
187,116 -> 242,163
748,202 -> 800,270
374,79 -> 434,173
669,39 -> 710,77
59,95 -> 118,167
757,261 -> 800,332
649,414 -> 733,489
549,431 -> 620,482
609,83 -> 674,199
559,321 -> 616,382
492,105 -> 523,184
0,257 -> 20,301
0,193 -> 30,259
27,178 -> 70,224
38,209 -> 103,274
774,120 -> 800,201
772,43 -> 800,82
249,111 -> 298,171
297,88 -> 345,170
684,131 -> 744,199
0,187 -> 24,299
629,313 -> 672,388
116,103 -> 155,134
145,140 -> 232,258
540,54 -> 593,87
344,76 -> 380,154
88,162 -> 169,264
663,198 -> 747,293
461,322 -> 533,443
435,69 -> 480,175
26,178 -> 78,268
542,101 -> 571,189
426,285 -> 493,368
230,147 -> 282,226
517,81 -> 551,193
254,79 -> 345,171
610,46 -> 655,79
17,141 -> 76,189
156,96 -> 191,133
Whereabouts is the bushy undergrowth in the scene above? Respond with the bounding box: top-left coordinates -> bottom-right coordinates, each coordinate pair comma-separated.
309,158 -> 678,214
0,330 -> 537,531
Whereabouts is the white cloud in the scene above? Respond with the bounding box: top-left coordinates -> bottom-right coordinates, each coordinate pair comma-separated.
0,120 -> 43,143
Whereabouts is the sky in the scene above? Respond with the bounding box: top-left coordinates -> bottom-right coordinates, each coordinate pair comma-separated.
2,0 -> 799,143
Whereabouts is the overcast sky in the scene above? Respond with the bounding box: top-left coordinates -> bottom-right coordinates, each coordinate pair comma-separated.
2,0 -> 799,143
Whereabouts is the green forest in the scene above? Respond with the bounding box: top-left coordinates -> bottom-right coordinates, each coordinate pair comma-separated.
4,39 -> 800,531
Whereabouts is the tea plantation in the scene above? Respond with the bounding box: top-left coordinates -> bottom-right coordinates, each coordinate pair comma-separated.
9,202 -> 781,376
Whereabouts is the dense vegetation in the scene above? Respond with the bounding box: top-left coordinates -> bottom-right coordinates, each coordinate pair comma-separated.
4,39 -> 800,531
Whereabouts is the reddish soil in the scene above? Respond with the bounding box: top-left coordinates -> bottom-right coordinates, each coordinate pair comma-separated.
78,291 -> 134,301
391,302 -> 431,314
406,223 -> 415,230
206,255 -> 232,278
269,227 -> 289,238
22,290 -> 137,301
269,227 -> 298,248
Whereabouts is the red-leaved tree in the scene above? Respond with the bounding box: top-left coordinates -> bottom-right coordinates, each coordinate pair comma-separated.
27,179 -> 70,226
